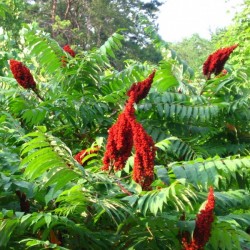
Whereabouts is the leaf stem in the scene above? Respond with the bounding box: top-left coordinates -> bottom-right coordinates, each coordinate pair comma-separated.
32,87 -> 45,101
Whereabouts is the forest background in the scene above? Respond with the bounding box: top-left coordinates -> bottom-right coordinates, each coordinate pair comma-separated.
0,0 -> 250,249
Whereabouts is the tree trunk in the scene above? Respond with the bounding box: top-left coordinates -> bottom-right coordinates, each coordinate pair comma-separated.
51,0 -> 57,38
64,0 -> 73,19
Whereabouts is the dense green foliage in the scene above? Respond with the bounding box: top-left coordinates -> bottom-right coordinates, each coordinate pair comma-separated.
0,0 -> 250,249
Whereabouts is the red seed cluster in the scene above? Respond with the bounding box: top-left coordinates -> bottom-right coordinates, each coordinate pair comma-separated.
127,70 -> 155,103
9,60 -> 37,89
74,147 -> 99,166
63,45 -> 76,57
182,187 -> 215,250
203,44 -> 238,79
102,71 -> 156,190
102,112 -> 134,171
131,120 -> 156,190
16,190 -> 30,213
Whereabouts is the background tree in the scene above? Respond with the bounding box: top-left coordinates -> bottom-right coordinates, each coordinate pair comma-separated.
24,0 -> 164,65
0,0 -> 26,42
170,33 -> 215,75
0,0 -> 28,75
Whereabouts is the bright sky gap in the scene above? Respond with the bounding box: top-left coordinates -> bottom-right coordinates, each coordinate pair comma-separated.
157,0 -> 243,42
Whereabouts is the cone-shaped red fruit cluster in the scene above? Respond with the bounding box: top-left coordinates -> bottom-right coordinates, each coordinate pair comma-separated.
203,44 -> 238,79
182,187 -> 215,250
127,70 -> 155,103
102,70 -> 156,190
63,45 -> 76,57
102,111 -> 134,171
9,60 -> 37,89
